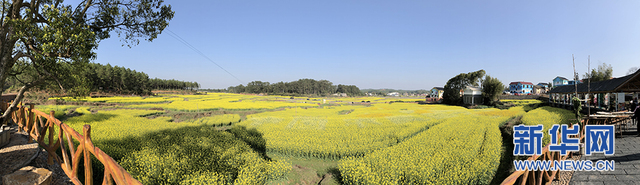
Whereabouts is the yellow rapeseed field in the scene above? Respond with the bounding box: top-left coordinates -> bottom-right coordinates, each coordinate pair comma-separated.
501,99 -> 544,106
237,103 -> 522,161
35,105 -> 290,184
42,93 -> 537,184
338,108 -> 522,184
521,106 -> 575,145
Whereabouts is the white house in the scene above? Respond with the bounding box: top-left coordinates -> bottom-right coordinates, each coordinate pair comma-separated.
463,86 -> 482,105
387,92 -> 399,97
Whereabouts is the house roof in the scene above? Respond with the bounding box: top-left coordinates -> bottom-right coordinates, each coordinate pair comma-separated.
465,86 -> 482,91
432,87 -> 444,90
549,69 -> 640,94
554,76 -> 569,81
509,81 -> 534,85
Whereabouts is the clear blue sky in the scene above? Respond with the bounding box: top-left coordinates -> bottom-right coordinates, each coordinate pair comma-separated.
88,0 -> 640,90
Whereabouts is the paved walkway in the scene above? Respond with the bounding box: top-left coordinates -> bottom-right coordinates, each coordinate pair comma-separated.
570,124 -> 640,185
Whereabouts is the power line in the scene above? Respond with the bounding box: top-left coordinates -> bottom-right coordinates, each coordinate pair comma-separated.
165,29 -> 244,84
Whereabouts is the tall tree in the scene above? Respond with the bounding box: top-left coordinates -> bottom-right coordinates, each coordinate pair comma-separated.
0,0 -> 173,123
481,75 -> 503,105
583,63 -> 613,82
442,70 -> 485,105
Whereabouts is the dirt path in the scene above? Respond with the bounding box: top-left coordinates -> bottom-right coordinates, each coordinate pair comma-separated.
0,126 -> 73,185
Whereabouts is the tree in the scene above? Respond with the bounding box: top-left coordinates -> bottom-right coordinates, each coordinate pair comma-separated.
442,70 -> 485,105
481,75 -> 503,105
572,96 -> 582,121
0,0 -> 173,124
583,63 -> 613,82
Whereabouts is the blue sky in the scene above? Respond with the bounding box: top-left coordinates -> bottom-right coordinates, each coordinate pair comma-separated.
89,1 -> 640,90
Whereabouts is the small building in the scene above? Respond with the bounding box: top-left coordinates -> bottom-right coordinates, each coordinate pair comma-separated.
463,86 -> 482,105
553,77 -> 569,87
537,83 -> 550,94
430,87 -> 444,99
509,81 -> 534,95
533,85 -> 545,95
332,93 -> 347,97
386,92 -> 399,97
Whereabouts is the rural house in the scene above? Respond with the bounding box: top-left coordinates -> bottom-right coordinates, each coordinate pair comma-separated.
509,81 -> 533,95
537,83 -> 550,90
463,86 -> 482,105
553,76 -> 569,87
533,85 -> 545,95
430,87 -> 444,99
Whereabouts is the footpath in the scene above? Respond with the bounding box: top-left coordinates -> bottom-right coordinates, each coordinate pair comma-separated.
0,125 -> 72,185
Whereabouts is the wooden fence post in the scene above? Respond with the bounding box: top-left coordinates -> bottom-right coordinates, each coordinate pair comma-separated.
26,104 -> 35,143
48,111 -> 55,165
84,125 -> 94,185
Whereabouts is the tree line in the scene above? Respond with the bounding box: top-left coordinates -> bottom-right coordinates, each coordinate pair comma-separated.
4,63 -> 199,96
212,79 -> 363,96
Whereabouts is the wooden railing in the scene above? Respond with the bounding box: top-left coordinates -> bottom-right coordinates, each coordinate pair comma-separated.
6,102 -> 141,185
501,120 -> 586,185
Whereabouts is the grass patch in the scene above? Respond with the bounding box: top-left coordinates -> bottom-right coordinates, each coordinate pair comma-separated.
267,154 -> 341,185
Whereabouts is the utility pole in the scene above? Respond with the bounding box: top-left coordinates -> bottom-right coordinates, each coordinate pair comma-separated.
572,55 -> 578,99
573,55 -> 578,111
588,55 -> 591,117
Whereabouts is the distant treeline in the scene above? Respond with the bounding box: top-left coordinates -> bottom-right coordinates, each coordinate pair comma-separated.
202,79 -> 363,97
5,62 -> 199,96
361,89 -> 429,96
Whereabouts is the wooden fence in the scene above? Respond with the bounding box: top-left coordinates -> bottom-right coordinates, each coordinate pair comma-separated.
5,102 -> 141,185
501,120 -> 586,185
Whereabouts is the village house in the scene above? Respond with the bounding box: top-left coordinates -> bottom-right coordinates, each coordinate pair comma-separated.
532,85 -> 545,95
430,87 -> 444,99
509,81 -> 534,95
463,86 -> 482,105
553,76 -> 569,87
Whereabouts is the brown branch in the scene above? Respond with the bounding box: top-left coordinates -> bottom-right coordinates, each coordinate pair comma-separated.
80,0 -> 93,17
23,40 -> 72,58
19,2 -> 29,9
90,22 -> 145,30
1,1 -> 6,26
13,51 -> 30,62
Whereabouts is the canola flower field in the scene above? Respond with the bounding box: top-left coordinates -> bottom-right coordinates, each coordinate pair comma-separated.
38,93 -> 564,184
237,104 -> 472,159
35,105 -> 289,184
500,99 -> 544,106
336,107 -> 528,184
520,106 -> 575,145
339,113 -> 514,184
